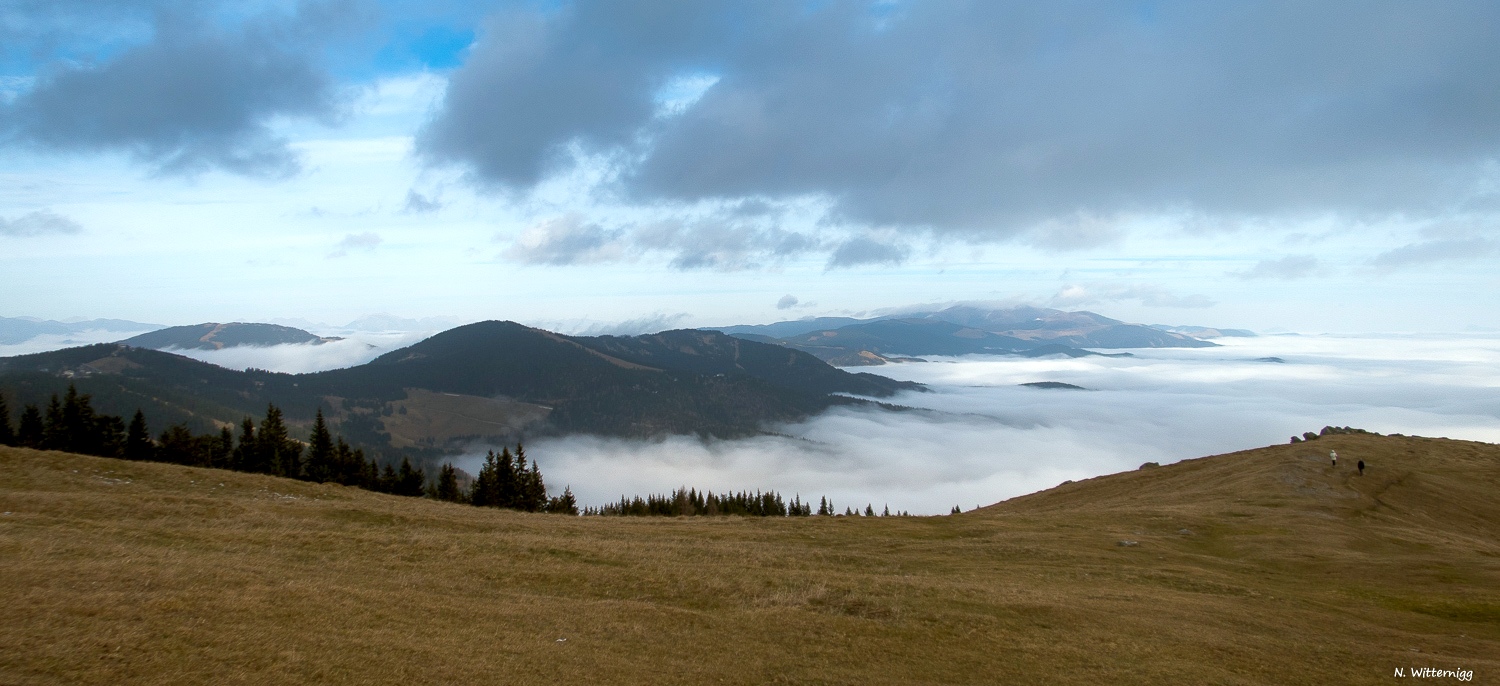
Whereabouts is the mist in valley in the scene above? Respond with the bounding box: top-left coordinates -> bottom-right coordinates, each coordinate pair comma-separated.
463,333 -> 1500,515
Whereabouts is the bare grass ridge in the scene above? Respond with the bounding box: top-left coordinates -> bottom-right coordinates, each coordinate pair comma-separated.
2,431 -> 1496,683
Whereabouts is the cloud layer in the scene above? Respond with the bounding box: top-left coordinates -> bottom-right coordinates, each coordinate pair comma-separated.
421,1 -> 1500,239
474,333 -> 1500,514
0,210 -> 81,237
2,3 -> 351,177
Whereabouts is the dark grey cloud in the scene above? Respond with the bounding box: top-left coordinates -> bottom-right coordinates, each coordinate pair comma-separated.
0,209 -> 83,237
776,294 -> 798,310
1371,238 -> 1499,269
2,3 -> 358,177
421,1 -> 1500,239
637,219 -> 819,270
1235,255 -> 1322,280
502,210 -> 822,270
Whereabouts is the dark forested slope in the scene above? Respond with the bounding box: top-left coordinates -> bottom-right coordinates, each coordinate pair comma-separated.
0,321 -> 921,453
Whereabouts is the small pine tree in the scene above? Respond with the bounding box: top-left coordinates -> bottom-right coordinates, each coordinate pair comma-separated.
500,446 -> 520,507
257,404 -> 301,478
522,460 -> 547,511
214,426 -> 234,468
125,410 -> 153,461
304,409 -> 334,483
470,450 -> 499,507
0,393 -> 14,446
435,463 -> 462,502
547,486 -> 579,515
233,417 -> 257,471
41,395 -> 64,450
17,405 -> 43,448
379,463 -> 398,493
396,457 -> 425,497
156,424 -> 199,465
864,504 -> 875,517
950,505 -> 962,514
882,504 -> 890,517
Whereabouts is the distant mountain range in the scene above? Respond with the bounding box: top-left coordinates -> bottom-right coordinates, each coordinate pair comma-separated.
120,323 -> 341,350
708,305 -> 1223,365
0,316 -> 162,345
0,322 -> 921,460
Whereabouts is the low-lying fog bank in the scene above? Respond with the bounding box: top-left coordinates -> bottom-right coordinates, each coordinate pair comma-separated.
467,333 -> 1499,515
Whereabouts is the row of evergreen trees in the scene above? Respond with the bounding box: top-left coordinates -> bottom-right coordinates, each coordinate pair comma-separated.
0,387 -> 429,496
0,389 -> 929,518
429,447 -> 578,515
583,488 -> 911,518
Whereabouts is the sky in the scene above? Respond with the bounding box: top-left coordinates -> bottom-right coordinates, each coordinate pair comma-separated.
3,1 -> 1500,332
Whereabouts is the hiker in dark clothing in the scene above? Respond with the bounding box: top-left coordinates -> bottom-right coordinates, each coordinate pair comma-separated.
1357,460 -> 1365,476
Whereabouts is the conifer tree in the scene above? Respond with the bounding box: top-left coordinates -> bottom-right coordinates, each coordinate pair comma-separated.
0,393 -> 14,446
865,504 -> 875,517
435,463 -> 462,502
882,504 -> 890,517
547,486 -> 579,515
17,405 -> 43,448
522,459 -> 547,511
60,385 -> 89,453
41,395 -> 64,450
233,417 -> 258,471
257,404 -> 301,478
470,450 -> 499,507
500,446 -> 520,507
214,426 -> 234,467
125,410 -> 153,461
379,463 -> 398,493
360,450 -> 378,488
396,457 -> 425,497
304,409 -> 334,483
157,424 -> 201,465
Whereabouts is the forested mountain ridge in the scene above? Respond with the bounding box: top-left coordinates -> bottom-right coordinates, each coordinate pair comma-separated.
707,305 -> 1216,365
120,322 -> 339,350
0,321 -> 921,458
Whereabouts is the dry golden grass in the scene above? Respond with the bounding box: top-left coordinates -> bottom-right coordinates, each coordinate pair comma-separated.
2,433 -> 1497,685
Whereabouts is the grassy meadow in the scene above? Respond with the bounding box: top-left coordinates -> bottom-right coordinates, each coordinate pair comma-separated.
2,433 -> 1496,684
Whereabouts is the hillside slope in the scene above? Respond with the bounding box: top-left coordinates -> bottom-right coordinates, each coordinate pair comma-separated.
1,433 -> 1494,684
708,305 -> 1215,366
0,321 -> 920,450
120,322 -> 338,350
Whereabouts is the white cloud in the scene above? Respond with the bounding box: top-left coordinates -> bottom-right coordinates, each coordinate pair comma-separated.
327,232 -> 382,258
1234,255 -> 1322,280
1050,283 -> 1216,309
162,332 -> 431,374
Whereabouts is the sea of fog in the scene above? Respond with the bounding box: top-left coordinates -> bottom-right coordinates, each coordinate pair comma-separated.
6,330 -> 1497,514
466,334 -> 1500,515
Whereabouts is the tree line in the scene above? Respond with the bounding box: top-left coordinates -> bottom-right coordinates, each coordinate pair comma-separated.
582,488 -> 910,518
0,386 -> 430,496
0,387 -> 935,518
